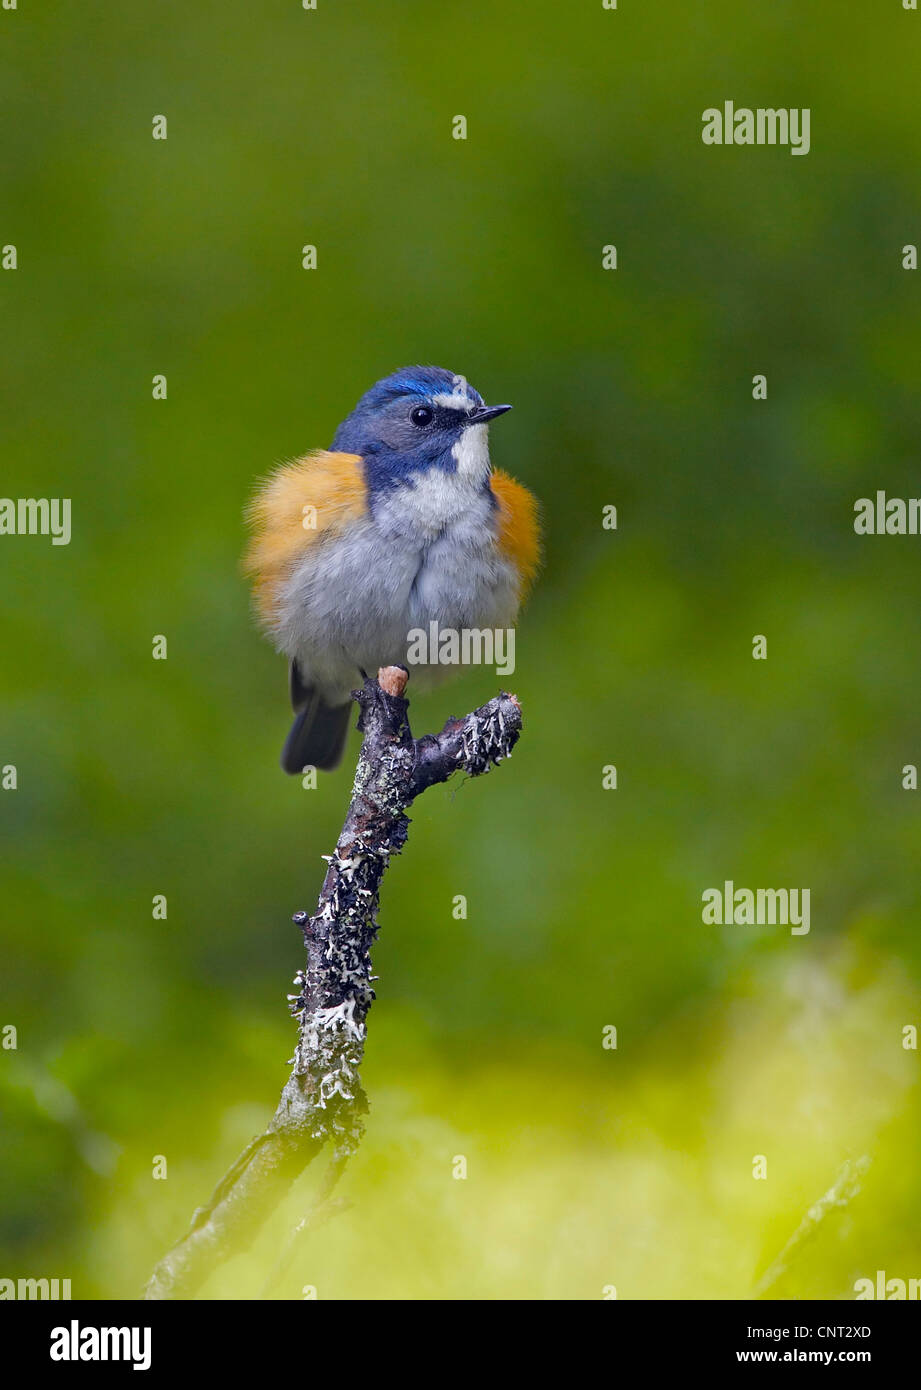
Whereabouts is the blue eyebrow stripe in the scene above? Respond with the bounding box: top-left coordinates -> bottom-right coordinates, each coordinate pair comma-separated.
391,376 -> 438,396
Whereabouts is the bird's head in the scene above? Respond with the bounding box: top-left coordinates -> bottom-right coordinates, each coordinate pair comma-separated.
330,366 -> 512,488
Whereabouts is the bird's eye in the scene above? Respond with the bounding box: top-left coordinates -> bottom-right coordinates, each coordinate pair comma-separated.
410,405 -> 433,427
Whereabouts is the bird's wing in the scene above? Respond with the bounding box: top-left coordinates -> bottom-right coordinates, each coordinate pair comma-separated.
242,449 -> 366,631
289,655 -> 312,711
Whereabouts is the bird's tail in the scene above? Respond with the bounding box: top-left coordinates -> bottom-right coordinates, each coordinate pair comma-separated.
281,671 -> 352,773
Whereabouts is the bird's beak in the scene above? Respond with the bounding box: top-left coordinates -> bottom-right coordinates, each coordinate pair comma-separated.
466,403 -> 512,424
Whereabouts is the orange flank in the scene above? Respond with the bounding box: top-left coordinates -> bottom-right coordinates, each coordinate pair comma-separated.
243,451 -> 366,627
490,469 -> 542,599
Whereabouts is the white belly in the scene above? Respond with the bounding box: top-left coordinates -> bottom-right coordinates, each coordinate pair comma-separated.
275,468 -> 520,701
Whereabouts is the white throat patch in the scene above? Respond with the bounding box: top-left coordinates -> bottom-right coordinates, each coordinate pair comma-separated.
451,422 -> 490,482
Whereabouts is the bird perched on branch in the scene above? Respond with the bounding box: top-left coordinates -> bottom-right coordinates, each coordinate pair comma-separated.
244,366 -> 540,773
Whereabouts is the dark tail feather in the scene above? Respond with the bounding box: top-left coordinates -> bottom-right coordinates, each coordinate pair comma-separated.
281,690 -> 351,773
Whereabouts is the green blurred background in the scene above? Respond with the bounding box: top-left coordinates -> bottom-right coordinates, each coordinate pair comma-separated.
2,1 -> 920,1299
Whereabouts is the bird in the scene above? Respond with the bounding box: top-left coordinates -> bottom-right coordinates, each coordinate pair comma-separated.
244,365 -> 540,773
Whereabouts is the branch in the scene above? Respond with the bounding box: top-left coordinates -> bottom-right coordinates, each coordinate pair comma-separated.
144,667 -> 522,1299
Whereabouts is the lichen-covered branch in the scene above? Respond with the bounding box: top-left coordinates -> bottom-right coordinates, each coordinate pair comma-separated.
144,667 -> 522,1299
